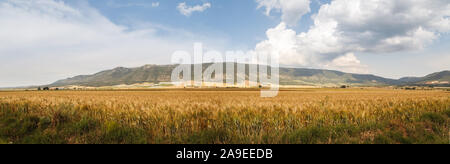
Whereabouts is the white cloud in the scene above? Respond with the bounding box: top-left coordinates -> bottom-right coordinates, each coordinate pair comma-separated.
152,2 -> 160,7
177,2 -> 211,17
255,0 -> 450,73
256,0 -> 311,26
311,0 -> 449,53
255,23 -> 309,65
325,53 -> 368,74
0,0 -> 220,87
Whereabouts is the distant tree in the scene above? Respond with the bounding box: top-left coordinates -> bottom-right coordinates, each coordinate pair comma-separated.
405,87 -> 416,90
38,87 -> 41,91
340,85 -> 347,89
43,87 -> 50,90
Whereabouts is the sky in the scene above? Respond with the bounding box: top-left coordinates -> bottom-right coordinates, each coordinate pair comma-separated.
0,0 -> 449,87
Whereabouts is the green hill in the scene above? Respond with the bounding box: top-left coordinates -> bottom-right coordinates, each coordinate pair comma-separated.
50,63 -> 448,87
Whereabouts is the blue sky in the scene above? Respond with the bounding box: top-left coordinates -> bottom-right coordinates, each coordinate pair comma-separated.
82,0 -> 320,49
60,0 -> 331,49
0,0 -> 449,87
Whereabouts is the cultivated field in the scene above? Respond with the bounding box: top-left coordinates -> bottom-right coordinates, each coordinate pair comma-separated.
0,88 -> 448,144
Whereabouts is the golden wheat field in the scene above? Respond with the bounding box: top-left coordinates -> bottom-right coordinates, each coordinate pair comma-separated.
0,88 -> 449,144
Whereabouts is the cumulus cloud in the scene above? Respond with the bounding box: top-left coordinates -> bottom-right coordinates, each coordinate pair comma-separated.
255,0 -> 450,73
256,0 -> 311,26
325,53 -> 368,74
255,23 -> 308,65
177,2 -> 211,17
0,0 -> 217,87
312,0 -> 449,53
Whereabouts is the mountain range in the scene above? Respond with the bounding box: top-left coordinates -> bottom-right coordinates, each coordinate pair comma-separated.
50,63 -> 450,87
